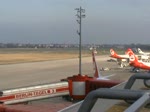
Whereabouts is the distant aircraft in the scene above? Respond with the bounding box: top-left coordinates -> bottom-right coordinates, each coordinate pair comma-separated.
110,49 -> 130,59
137,48 -> 150,56
92,48 -> 115,80
109,49 -> 130,68
110,48 -> 150,68
129,50 -> 150,72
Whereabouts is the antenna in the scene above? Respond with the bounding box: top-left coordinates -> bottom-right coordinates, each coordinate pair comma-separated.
75,6 -> 86,75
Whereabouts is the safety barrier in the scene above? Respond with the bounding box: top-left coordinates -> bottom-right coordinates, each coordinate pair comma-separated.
124,73 -> 150,89
78,88 -> 145,112
78,73 -> 150,112
124,92 -> 150,112
0,81 -> 69,104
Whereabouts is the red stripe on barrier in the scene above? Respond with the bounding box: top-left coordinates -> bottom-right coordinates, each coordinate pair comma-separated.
0,86 -> 69,102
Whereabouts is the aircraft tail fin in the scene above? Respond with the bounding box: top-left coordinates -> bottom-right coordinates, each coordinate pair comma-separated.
137,48 -> 144,54
91,48 -> 116,80
110,49 -> 118,58
125,48 -> 133,55
92,49 -> 100,78
129,50 -> 138,65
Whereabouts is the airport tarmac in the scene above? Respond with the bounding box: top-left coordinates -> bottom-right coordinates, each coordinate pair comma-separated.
0,55 -> 132,90
0,55 -> 148,111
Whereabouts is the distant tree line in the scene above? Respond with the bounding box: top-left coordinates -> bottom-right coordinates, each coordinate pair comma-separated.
0,43 -> 150,51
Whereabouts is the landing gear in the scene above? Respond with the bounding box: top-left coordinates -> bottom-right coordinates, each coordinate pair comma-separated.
119,63 -> 127,68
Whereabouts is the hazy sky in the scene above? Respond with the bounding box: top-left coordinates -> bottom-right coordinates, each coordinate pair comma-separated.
1,0 -> 150,44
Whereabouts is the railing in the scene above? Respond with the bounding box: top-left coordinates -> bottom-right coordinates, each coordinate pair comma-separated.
78,73 -> 150,112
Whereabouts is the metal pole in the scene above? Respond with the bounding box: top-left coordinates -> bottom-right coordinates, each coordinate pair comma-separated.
75,6 -> 85,75
124,93 -> 150,112
78,88 -> 145,112
79,6 -> 82,75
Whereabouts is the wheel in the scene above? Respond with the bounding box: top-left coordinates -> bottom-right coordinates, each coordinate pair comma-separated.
144,79 -> 150,88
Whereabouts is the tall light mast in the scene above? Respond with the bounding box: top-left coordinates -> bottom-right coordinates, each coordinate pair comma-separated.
75,7 -> 86,75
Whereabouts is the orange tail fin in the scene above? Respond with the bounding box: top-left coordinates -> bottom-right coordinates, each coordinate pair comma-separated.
129,51 -> 138,64
110,49 -> 118,57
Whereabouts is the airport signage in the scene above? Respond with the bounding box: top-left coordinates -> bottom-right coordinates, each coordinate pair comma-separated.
0,87 -> 68,102
15,88 -> 57,99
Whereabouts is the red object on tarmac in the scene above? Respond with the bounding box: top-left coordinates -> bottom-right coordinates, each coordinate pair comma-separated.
67,74 -> 122,100
67,74 -> 92,100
